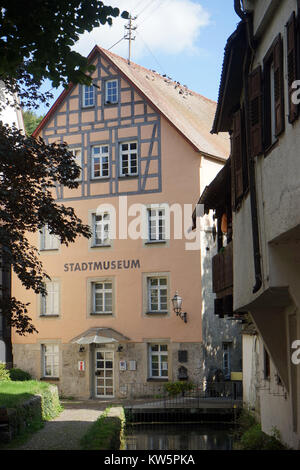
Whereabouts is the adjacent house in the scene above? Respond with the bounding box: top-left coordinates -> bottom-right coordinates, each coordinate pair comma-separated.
11,46 -> 229,399
202,0 -> 300,448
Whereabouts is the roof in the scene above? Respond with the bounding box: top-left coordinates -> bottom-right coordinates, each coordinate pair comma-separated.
211,21 -> 247,134
33,46 -> 229,160
71,327 -> 130,343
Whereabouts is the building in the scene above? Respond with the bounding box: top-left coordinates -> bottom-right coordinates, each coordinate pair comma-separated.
0,82 -> 25,367
203,0 -> 300,448
196,155 -> 243,389
11,46 -> 229,399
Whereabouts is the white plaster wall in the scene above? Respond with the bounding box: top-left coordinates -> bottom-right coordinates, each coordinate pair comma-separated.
200,156 -> 224,195
243,333 -> 260,411
0,81 -> 24,130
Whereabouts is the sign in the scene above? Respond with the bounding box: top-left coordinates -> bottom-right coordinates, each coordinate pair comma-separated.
64,259 -> 140,273
78,360 -> 85,371
129,360 -> 136,371
119,360 -> 127,371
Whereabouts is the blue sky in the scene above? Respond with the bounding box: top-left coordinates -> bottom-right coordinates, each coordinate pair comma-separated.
37,1 -> 239,115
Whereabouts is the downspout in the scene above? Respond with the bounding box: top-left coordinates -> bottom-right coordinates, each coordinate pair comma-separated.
243,14 -> 263,294
234,0 -> 244,19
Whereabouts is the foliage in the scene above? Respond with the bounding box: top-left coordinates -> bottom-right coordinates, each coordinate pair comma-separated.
0,122 -> 92,334
0,380 -> 62,414
163,381 -> 195,397
0,363 -> 11,382
233,409 -> 286,450
0,1 -> 129,109
9,368 -> 32,381
80,407 -> 125,450
22,110 -> 44,136
0,1 -> 128,335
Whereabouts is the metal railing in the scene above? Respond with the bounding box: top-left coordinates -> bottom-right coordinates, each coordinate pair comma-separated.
120,381 -> 243,405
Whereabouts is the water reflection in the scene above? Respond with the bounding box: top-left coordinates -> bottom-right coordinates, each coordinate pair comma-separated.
125,423 -> 233,450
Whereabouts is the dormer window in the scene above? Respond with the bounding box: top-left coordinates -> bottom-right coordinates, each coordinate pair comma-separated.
105,79 -> 118,104
82,85 -> 95,107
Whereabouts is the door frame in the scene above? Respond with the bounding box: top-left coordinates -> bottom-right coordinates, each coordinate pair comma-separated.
94,348 -> 115,398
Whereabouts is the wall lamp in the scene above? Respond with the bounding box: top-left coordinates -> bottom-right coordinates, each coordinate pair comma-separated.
117,345 -> 123,352
79,345 -> 85,353
172,291 -> 187,323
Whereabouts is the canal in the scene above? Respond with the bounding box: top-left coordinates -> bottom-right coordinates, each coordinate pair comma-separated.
124,423 -> 235,450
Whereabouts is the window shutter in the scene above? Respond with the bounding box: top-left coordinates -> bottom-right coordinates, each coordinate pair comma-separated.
273,34 -> 285,136
232,109 -> 244,201
248,66 -> 263,157
287,12 -> 298,123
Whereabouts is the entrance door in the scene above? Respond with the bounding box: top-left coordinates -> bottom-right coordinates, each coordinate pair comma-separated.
95,349 -> 114,397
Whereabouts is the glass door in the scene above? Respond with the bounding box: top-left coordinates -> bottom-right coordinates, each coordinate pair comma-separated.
95,349 -> 114,397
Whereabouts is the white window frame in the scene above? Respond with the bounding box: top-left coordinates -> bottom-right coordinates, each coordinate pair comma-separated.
148,276 -> 168,313
149,344 -> 168,379
105,79 -> 118,104
92,212 -> 111,246
71,147 -> 82,181
42,344 -> 59,378
40,225 -> 60,251
119,141 -> 138,176
91,145 -> 110,179
92,281 -> 113,315
82,84 -> 95,107
41,281 -> 60,316
148,208 -> 166,242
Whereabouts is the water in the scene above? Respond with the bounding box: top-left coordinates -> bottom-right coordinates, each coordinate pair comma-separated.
124,423 -> 234,450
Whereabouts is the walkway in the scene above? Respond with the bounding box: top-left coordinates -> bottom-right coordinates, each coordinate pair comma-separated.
16,399 -> 117,451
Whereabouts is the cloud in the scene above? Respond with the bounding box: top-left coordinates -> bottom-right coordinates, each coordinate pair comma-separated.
73,0 -> 210,61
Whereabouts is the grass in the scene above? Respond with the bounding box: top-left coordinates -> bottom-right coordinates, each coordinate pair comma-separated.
80,407 -> 125,450
0,380 -> 53,408
0,380 -> 62,449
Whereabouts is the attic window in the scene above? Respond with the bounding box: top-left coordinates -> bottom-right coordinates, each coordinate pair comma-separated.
105,79 -> 118,104
82,85 -> 95,107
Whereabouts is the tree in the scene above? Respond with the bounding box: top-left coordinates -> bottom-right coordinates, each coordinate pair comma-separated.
22,110 -> 44,136
0,1 -> 129,335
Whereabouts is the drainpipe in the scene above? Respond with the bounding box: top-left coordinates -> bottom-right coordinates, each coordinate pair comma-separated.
243,14 -> 263,294
234,0 -> 244,19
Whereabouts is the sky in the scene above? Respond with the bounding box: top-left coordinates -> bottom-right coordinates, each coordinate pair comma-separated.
37,0 -> 239,115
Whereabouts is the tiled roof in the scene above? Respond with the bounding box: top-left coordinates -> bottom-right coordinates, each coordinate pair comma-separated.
34,46 -> 229,160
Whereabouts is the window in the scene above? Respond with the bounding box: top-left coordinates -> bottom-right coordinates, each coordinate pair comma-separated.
222,342 -> 231,379
119,142 -> 138,176
92,281 -> 113,314
105,79 -> 118,104
148,208 -> 166,242
92,212 -> 111,246
149,344 -> 168,378
40,225 -> 60,251
71,148 -> 82,181
148,277 -> 168,313
263,34 -> 285,150
82,84 -> 95,107
42,344 -> 59,377
91,145 -> 109,179
41,281 -> 60,316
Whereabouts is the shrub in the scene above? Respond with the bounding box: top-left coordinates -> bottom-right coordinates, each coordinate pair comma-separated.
9,368 -> 32,381
234,410 -> 286,450
80,407 -> 125,450
0,364 -> 11,382
163,381 -> 195,397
